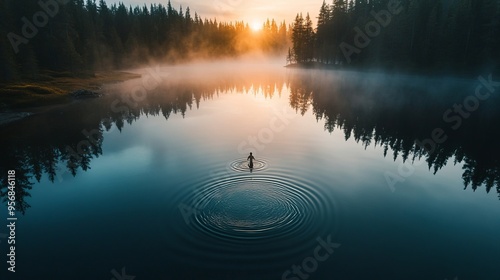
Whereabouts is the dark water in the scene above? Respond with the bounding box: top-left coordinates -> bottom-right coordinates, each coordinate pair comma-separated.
1,62 -> 500,280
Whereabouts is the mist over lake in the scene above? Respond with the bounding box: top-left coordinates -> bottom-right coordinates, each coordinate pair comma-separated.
1,61 -> 500,279
2,0 -> 500,279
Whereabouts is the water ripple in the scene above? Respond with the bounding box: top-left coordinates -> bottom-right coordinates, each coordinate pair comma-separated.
229,158 -> 268,172
169,166 -> 340,270
193,176 -> 313,241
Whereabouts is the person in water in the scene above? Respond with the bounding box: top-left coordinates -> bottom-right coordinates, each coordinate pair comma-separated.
247,152 -> 255,168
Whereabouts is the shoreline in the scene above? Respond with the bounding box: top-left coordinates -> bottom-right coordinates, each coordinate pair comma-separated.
0,71 -> 141,126
285,62 -> 498,81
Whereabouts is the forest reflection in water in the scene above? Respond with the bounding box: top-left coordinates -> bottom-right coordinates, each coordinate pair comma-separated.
1,65 -> 499,214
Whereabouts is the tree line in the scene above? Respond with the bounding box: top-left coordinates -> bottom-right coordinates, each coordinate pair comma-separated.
0,0 -> 289,82
3,68 -> 500,213
0,72 -> 288,213
289,0 -> 500,74
286,69 -> 500,197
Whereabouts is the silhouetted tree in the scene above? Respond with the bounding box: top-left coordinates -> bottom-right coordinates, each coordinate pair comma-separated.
0,0 -> 289,80
289,0 -> 500,73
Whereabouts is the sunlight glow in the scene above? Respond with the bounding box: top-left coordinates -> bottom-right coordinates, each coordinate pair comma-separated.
250,21 -> 262,32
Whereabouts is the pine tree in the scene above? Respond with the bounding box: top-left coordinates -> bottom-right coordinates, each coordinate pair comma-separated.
316,1 -> 332,63
0,0 -> 19,81
292,13 -> 305,62
304,13 -> 315,62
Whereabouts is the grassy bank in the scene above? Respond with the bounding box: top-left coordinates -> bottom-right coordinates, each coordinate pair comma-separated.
0,71 -> 141,110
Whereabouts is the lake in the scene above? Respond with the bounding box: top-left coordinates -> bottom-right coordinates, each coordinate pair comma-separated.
1,61 -> 500,280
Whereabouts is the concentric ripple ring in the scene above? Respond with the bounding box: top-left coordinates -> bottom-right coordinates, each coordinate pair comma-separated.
169,170 -> 340,270
178,173 -> 337,241
229,158 -> 268,172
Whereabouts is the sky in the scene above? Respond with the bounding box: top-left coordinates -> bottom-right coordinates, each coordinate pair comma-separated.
115,0 -> 323,27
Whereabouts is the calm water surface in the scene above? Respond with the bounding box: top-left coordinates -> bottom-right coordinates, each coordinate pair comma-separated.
1,62 -> 500,280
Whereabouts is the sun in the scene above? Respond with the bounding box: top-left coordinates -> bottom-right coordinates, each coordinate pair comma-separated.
250,21 -> 262,32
